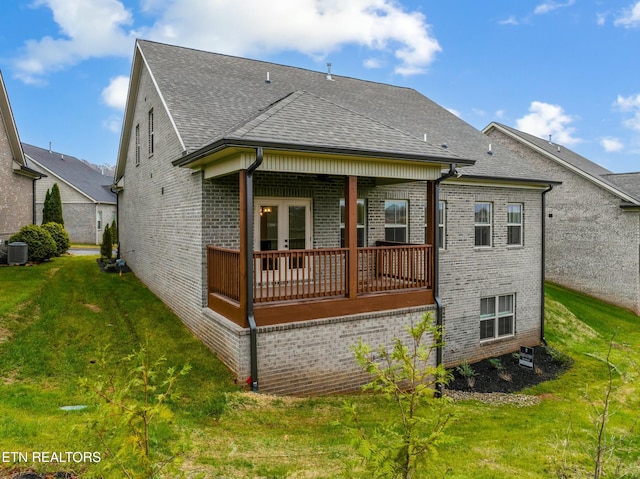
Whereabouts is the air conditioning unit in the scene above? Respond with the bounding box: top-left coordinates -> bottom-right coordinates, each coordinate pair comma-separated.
8,242 -> 28,265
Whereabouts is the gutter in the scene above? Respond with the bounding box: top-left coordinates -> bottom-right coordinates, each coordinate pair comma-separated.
245,147 -> 263,392
433,163 -> 458,396
540,184 -> 554,346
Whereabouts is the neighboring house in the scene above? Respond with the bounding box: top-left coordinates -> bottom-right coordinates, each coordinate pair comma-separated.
23,143 -> 117,245
484,122 -> 640,315
114,40 -> 557,395
0,70 -> 42,245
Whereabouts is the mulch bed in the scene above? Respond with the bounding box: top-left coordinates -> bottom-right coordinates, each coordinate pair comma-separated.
447,344 -> 572,394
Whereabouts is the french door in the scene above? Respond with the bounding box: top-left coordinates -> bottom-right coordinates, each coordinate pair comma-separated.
254,198 -> 312,282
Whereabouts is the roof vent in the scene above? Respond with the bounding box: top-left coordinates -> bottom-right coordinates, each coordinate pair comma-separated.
423,133 -> 428,142
488,143 -> 493,155
548,134 -> 553,144
441,143 -> 448,149
557,146 -> 561,153
326,63 -> 334,81
265,72 -> 271,84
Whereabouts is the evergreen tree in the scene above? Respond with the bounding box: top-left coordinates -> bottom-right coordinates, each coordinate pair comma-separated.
100,224 -> 112,260
42,188 -> 52,224
110,219 -> 118,247
49,183 -> 64,226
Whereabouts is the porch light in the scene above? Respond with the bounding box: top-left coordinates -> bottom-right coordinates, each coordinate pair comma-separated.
260,206 -> 273,216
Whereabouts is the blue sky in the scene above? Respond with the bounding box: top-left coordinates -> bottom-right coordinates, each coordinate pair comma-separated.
1,0 -> 639,173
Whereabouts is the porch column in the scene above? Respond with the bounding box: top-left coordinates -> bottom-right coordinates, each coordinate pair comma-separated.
345,176 -> 358,299
238,170 -> 248,325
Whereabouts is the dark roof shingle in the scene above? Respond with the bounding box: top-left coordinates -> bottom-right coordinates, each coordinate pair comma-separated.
136,40 -> 554,183
23,143 -> 116,203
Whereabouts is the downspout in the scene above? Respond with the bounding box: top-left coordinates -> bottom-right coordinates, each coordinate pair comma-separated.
246,147 -> 263,392
433,163 -> 457,396
32,178 -> 37,224
540,185 -> 553,346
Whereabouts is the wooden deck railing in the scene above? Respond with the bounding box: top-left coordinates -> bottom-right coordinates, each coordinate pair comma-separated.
207,244 -> 432,304
357,244 -> 432,293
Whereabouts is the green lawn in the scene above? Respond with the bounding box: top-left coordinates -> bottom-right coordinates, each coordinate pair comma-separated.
0,257 -> 638,478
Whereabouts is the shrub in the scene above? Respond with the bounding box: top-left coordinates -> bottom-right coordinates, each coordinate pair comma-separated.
42,183 -> 64,226
42,222 -> 70,256
9,224 -> 57,262
100,224 -> 112,259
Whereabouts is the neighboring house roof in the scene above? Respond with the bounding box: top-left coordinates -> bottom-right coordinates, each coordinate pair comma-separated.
116,40 -> 554,186
0,70 -> 41,179
483,122 -> 640,207
23,143 -> 116,204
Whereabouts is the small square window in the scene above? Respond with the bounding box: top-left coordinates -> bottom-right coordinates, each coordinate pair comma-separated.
480,294 -> 515,341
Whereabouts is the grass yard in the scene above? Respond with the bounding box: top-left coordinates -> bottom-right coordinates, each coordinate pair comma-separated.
0,257 -> 639,478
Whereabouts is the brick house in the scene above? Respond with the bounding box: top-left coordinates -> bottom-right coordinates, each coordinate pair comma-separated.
23,143 -> 117,245
114,40 -> 557,395
0,71 -> 42,247
484,122 -> 640,315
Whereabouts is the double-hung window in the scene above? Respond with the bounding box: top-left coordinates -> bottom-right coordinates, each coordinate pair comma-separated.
340,199 -> 366,247
385,200 -> 407,243
148,109 -> 154,156
480,294 -> 515,341
507,203 -> 523,246
474,202 -> 492,247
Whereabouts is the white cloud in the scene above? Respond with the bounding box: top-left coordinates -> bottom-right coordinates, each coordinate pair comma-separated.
14,0 -> 137,84
516,101 -> 582,145
14,0 -> 441,82
614,1 -> 640,27
103,114 -> 123,133
616,93 -> 640,131
499,16 -> 519,25
495,110 -> 506,120
364,57 -> 384,69
144,0 -> 441,76
601,137 -> 624,152
101,75 -> 130,110
534,0 -> 576,15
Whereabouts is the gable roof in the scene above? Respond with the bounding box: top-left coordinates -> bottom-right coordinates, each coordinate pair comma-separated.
23,143 -> 116,204
0,71 -> 41,179
117,40 -> 555,185
483,122 -> 640,207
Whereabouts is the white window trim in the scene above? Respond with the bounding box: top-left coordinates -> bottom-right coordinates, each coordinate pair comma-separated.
480,294 -> 515,342
474,202 -> 492,248
507,203 -> 523,247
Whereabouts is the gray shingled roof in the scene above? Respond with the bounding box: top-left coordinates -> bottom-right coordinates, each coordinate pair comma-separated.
135,40 -> 554,183
602,173 -> 640,201
23,143 -> 116,204
488,123 -> 640,204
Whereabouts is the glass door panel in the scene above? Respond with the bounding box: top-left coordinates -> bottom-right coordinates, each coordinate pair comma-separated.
259,205 -> 278,271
